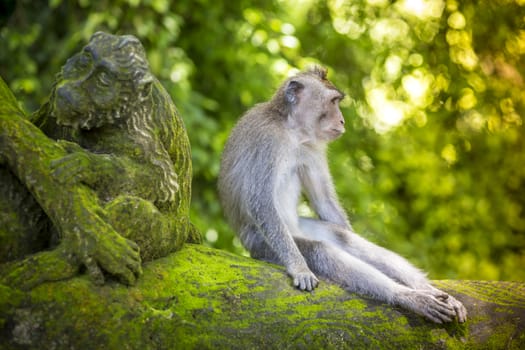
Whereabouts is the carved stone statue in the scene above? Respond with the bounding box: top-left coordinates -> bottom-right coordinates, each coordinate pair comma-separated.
0,32 -> 200,289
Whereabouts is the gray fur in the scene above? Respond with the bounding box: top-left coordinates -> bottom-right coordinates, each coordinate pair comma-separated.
218,68 -> 467,323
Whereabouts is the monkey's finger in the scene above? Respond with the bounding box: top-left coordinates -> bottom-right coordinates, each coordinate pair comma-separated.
456,306 -> 468,323
422,312 -> 443,324
295,277 -> 306,290
421,299 -> 455,323
427,313 -> 447,324
452,301 -> 468,323
294,276 -> 306,291
434,291 -> 467,323
436,299 -> 456,315
431,300 -> 456,321
305,278 -> 313,292
311,276 -> 319,290
295,274 -> 319,291
428,307 -> 454,323
435,293 -> 449,302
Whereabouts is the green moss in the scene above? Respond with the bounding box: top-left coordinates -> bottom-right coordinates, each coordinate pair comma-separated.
1,245 -> 524,349
435,280 -> 525,308
0,285 -> 24,329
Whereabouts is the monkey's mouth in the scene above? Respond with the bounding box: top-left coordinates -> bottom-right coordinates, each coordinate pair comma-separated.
329,128 -> 345,138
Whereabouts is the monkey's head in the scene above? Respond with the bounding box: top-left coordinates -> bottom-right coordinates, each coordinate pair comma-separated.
276,67 -> 346,143
51,31 -> 154,129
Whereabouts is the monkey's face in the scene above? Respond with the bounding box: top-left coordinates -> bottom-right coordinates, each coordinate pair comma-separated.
51,32 -> 153,130
285,74 -> 346,144
313,89 -> 346,142
296,83 -> 345,143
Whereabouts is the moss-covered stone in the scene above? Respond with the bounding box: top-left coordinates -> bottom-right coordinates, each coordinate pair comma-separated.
1,244 -> 523,349
0,32 -> 199,290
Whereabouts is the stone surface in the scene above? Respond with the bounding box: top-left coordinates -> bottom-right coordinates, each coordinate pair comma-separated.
1,244 -> 524,349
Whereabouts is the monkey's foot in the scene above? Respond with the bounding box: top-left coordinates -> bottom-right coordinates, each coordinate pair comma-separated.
0,246 -> 79,291
445,294 -> 468,322
420,285 -> 468,323
395,289 -> 457,324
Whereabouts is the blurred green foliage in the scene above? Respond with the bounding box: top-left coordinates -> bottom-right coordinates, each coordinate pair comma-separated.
1,0 -> 523,280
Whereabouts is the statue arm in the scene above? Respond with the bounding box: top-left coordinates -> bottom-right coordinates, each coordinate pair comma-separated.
50,140 -> 178,204
0,77 -> 142,288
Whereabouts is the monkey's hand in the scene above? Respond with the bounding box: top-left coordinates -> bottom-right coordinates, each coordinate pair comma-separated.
289,265 -> 319,291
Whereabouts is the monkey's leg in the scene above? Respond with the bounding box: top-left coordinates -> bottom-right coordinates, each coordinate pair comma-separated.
299,218 -> 430,288
339,231 -> 467,321
298,218 -> 467,322
293,237 -> 456,323
343,231 -> 471,323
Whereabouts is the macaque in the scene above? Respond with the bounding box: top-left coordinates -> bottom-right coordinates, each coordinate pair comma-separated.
218,67 -> 467,323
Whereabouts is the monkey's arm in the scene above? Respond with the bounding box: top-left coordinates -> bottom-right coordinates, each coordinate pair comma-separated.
299,160 -> 351,229
248,172 -> 319,291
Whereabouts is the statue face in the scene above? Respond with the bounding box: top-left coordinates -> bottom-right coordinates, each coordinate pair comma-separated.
52,32 -> 153,129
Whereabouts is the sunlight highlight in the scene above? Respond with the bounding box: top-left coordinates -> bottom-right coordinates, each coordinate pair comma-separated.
402,69 -> 433,107
366,87 -> 407,133
397,0 -> 444,19
369,18 -> 409,44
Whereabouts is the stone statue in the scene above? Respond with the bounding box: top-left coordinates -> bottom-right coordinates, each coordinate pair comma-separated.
0,32 -> 200,289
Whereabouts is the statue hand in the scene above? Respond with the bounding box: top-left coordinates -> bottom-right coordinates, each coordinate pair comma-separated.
51,141 -> 95,185
62,204 -> 142,285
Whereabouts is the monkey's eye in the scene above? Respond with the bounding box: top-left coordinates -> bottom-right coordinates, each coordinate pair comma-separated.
97,71 -> 112,87
318,113 -> 327,121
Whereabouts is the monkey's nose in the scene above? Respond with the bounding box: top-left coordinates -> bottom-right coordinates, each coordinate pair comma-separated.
340,119 -> 345,125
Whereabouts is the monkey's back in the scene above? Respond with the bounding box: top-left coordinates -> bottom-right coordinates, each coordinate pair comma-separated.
218,103 -> 291,241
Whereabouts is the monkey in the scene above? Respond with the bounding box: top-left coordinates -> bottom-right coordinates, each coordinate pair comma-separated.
218,67 -> 467,323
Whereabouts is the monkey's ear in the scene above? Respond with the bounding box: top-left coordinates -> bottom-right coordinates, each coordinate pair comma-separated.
285,80 -> 304,105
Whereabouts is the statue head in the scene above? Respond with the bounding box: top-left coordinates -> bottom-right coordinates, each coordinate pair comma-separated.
52,31 -> 154,129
